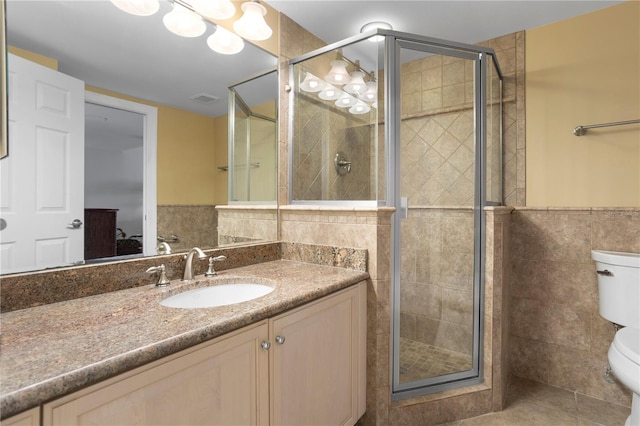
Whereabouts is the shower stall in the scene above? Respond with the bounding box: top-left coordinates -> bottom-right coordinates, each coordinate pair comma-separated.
289,30 -> 502,398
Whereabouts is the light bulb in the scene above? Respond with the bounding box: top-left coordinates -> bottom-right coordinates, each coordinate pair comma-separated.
300,73 -> 325,93
207,26 -> 244,55
192,0 -> 236,20
233,1 -> 272,41
163,4 -> 206,37
344,71 -> 367,95
110,0 -> 159,16
325,60 -> 350,85
335,93 -> 358,108
318,84 -> 342,101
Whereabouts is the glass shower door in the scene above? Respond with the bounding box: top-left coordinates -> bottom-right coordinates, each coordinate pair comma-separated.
392,40 -> 483,397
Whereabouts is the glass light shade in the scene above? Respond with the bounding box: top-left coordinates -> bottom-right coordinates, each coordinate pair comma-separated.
344,71 -> 367,95
349,101 -> 371,115
360,81 -> 378,103
110,0 -> 159,16
335,93 -> 358,108
318,84 -> 342,101
207,27 -> 244,54
163,4 -> 206,37
324,60 -> 350,85
192,0 -> 236,20
300,73 -> 325,93
233,1 -> 272,41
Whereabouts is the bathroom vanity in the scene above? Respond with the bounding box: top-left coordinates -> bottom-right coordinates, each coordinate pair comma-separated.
0,260 -> 368,425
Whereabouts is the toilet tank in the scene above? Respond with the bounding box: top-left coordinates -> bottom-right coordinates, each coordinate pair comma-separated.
592,250 -> 640,328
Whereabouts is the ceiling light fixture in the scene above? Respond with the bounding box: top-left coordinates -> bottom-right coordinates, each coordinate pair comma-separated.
360,21 -> 392,42
110,0 -> 160,16
233,1 -> 272,41
163,3 -> 206,37
207,26 -> 245,55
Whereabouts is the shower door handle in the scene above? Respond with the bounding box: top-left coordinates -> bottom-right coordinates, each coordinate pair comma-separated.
400,197 -> 408,219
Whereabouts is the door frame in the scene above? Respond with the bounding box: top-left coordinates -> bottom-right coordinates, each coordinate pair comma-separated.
84,91 -> 158,257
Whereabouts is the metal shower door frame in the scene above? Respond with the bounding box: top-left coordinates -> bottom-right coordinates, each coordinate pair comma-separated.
386,34 -> 499,399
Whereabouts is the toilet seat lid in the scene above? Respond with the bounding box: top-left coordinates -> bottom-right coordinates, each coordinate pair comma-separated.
614,327 -> 640,365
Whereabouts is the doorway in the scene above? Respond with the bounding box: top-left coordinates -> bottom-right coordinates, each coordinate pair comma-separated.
84,91 -> 158,258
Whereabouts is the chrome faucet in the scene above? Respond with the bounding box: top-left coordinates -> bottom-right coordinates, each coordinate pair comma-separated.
183,247 -> 206,281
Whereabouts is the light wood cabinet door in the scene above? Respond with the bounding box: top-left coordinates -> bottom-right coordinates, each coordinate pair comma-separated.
43,321 -> 269,426
269,282 -> 366,426
2,408 -> 40,426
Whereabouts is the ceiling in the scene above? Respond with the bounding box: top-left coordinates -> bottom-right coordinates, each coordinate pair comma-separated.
266,1 -> 623,47
6,0 -> 623,121
5,0 -> 278,118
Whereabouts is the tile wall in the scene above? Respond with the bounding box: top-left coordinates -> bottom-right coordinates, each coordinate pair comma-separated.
157,205 -> 218,251
216,206 -> 278,245
510,207 -> 640,407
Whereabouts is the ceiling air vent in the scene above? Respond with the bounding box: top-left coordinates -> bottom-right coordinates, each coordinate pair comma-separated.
190,93 -> 221,104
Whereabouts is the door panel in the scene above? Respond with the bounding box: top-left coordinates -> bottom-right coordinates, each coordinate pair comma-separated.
0,54 -> 84,274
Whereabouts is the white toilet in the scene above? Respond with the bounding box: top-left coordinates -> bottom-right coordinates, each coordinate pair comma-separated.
592,250 -> 640,426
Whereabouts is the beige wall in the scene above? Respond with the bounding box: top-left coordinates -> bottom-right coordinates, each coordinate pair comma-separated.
526,1 -> 640,207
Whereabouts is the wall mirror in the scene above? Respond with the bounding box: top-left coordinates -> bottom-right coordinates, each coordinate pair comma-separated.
0,0 -> 278,275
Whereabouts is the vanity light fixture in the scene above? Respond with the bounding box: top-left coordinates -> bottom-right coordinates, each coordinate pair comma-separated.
318,84 -> 342,101
233,1 -> 272,41
325,60 -> 351,85
343,70 -> 367,95
110,0 -> 273,55
111,0 -> 159,16
163,2 -> 206,37
300,72 -> 326,92
360,21 -> 392,42
335,93 -> 359,108
207,26 -> 244,54
360,81 -> 378,103
349,100 -> 371,115
192,0 -> 235,20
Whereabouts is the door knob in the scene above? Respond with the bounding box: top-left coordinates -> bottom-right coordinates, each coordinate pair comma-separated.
275,335 -> 285,345
261,341 -> 271,351
68,219 -> 83,229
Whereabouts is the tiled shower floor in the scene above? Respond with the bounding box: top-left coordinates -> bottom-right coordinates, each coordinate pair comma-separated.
399,337 -> 472,382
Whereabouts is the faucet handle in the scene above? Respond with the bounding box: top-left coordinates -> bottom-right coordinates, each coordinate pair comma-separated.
146,264 -> 170,287
205,255 -> 227,277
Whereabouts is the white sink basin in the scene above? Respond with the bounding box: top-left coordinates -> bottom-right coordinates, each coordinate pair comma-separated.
160,283 -> 274,309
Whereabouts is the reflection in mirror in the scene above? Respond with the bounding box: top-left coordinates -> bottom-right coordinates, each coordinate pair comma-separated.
229,69 -> 278,203
217,68 -> 278,245
1,0 -> 278,275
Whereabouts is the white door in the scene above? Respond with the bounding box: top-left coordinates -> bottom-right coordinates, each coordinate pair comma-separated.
0,54 -> 85,274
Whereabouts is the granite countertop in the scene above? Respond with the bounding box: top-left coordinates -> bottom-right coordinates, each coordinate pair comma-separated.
0,260 -> 369,419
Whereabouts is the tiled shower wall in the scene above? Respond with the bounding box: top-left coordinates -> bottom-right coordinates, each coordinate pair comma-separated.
510,207 -> 640,407
400,208 -> 475,356
293,95 -> 373,201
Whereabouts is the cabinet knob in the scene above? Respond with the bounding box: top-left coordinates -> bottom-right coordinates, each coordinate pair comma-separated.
261,341 -> 271,351
275,335 -> 285,345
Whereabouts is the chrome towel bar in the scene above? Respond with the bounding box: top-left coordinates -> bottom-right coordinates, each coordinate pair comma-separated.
573,119 -> 640,136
